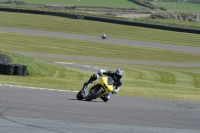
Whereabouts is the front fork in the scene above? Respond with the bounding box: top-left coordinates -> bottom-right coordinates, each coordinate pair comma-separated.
82,86 -> 89,98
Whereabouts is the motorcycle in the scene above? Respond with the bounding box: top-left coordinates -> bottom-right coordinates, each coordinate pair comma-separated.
101,35 -> 107,39
76,76 -> 115,102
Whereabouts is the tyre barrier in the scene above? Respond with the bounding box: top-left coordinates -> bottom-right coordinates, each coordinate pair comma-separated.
13,64 -> 23,76
0,63 -> 28,76
0,63 -> 6,75
5,64 -> 15,75
22,65 -> 28,76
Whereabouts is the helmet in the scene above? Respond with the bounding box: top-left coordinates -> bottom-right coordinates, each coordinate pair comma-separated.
114,68 -> 123,80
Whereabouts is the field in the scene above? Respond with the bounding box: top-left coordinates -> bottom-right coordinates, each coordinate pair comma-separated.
151,2 -> 200,12
0,0 -> 144,8
0,11 -> 200,101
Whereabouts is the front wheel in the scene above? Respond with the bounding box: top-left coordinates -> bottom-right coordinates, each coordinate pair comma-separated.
85,87 -> 103,101
76,91 -> 83,100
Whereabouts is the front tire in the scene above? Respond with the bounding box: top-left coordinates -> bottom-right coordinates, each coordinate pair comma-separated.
76,91 -> 83,100
101,97 -> 109,102
85,87 -> 103,101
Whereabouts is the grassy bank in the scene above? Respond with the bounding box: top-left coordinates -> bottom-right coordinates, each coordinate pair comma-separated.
0,51 -> 90,89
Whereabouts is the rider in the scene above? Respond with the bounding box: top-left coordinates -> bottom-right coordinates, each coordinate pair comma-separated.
101,33 -> 106,38
82,68 -> 123,102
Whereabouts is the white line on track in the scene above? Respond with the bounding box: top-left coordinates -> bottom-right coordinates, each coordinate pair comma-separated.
0,84 -> 78,92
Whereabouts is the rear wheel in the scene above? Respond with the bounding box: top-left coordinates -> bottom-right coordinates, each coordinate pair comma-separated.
76,91 -> 83,100
85,86 -> 103,101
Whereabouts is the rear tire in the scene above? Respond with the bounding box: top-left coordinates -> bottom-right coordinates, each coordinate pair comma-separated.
85,87 -> 103,101
76,91 -> 83,100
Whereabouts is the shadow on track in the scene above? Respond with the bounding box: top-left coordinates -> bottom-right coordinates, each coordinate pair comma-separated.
68,99 -> 103,102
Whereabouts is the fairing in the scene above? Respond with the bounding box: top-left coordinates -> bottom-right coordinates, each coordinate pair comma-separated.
86,76 -> 114,98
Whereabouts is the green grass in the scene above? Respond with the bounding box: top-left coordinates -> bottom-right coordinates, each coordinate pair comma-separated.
0,0 -> 144,8
1,32 -> 200,62
133,18 -> 200,30
0,12 -> 200,47
151,2 -> 200,12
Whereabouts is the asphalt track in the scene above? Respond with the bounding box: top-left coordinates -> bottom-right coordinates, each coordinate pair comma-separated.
0,26 -> 200,132
0,85 -> 200,133
17,52 -> 200,67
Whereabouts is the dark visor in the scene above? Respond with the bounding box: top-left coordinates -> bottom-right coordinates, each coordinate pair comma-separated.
115,74 -> 122,79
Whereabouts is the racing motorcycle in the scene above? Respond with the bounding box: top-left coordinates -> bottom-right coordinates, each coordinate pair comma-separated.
101,36 -> 107,39
76,76 -> 114,102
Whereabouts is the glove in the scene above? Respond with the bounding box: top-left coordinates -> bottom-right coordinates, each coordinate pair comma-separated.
112,90 -> 117,94
98,69 -> 106,76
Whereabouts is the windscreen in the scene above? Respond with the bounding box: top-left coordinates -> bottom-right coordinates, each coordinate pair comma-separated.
107,76 -> 115,85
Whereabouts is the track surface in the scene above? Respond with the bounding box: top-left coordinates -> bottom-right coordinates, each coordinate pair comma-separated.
18,52 -> 200,67
0,26 -> 200,132
0,86 -> 200,133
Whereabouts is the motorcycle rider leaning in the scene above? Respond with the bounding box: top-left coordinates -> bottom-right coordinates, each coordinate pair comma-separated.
101,33 -> 106,38
82,68 -> 123,102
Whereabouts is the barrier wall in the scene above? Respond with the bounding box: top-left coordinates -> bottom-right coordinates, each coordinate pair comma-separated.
83,15 -> 200,34
0,7 -> 199,34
